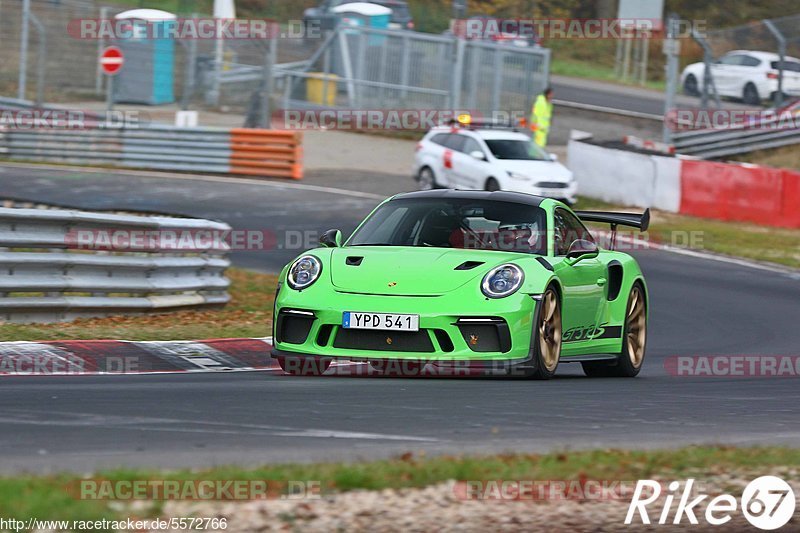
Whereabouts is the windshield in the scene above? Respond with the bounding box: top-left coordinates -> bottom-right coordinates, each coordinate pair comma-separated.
348,198 -> 547,254
484,138 -> 549,160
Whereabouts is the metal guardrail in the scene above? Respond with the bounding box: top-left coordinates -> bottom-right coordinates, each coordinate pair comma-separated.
552,99 -> 663,122
672,119 -> 800,159
0,124 -> 304,179
0,206 -> 231,323
0,96 -> 40,111
218,61 -> 313,84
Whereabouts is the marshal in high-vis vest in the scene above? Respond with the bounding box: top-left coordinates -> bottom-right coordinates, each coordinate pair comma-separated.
530,87 -> 554,147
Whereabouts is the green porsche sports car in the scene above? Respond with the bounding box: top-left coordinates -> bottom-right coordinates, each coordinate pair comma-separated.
271,190 -> 649,379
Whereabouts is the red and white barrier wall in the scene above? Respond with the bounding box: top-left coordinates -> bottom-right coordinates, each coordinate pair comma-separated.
568,139 -> 800,229
567,140 -> 681,212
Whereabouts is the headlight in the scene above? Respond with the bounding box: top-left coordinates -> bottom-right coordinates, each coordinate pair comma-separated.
481,264 -> 524,298
507,172 -> 530,180
287,255 -> 322,290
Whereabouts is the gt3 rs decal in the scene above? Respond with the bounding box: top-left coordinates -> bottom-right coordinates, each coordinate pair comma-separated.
563,325 -> 623,343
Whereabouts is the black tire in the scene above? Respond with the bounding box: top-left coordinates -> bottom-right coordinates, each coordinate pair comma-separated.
277,356 -> 331,376
417,166 -> 438,190
743,83 -> 761,106
582,282 -> 647,378
526,286 -> 562,380
485,177 -> 501,192
683,74 -> 699,96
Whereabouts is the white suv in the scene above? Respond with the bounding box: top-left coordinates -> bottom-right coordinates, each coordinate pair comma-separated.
680,50 -> 800,105
412,122 -> 577,204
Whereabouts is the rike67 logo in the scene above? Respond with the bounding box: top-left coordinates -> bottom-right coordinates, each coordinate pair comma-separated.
626,476 -> 796,530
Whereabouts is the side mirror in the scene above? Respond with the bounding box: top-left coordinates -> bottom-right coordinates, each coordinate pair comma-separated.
469,150 -> 486,161
320,228 -> 343,248
566,239 -> 599,265
549,153 -> 558,162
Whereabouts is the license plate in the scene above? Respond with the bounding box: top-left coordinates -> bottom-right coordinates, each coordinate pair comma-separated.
342,312 -> 419,332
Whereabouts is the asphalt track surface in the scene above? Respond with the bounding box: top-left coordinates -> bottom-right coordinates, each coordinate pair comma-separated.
1,164 -> 799,474
551,81 -> 668,116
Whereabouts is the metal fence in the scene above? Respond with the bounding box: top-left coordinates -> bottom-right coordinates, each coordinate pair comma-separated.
2,0 -> 104,103
0,204 -> 231,323
266,26 -> 550,119
1,0 -> 316,112
4,1 -> 550,124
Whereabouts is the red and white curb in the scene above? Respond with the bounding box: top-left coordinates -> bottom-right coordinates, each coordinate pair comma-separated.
0,337 -> 278,376
0,336 -> 489,378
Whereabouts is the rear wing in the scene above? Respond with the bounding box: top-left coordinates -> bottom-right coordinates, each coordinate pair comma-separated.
575,209 -> 650,231
575,209 -> 650,250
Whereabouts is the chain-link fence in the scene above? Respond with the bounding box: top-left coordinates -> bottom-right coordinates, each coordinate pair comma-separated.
1,0 -> 100,103
269,26 -> 549,119
2,1 -> 550,127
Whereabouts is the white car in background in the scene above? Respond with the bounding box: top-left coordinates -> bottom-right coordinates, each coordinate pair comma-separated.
680,50 -> 800,105
412,121 -> 577,204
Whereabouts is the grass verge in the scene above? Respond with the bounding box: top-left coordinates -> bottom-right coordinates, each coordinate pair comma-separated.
574,198 -> 800,269
550,58 -> 666,92
0,446 -> 797,527
0,269 -> 278,342
739,145 -> 800,173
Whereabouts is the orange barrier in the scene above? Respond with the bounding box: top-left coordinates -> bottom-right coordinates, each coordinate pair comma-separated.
229,129 -> 303,180
680,160 -> 787,227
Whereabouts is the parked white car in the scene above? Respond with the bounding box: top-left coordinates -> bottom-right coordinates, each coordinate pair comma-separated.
680,50 -> 800,105
412,121 -> 577,204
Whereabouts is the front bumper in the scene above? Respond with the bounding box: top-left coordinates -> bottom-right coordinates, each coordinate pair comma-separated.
510,181 -> 578,204
272,287 -> 538,364
535,183 -> 577,204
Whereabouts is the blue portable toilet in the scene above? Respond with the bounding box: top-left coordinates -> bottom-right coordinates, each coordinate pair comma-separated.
332,3 -> 392,30
332,2 -> 391,47
113,9 -> 176,105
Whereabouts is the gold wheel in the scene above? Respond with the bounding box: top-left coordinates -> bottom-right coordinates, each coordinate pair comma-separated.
626,286 -> 647,368
538,289 -> 562,372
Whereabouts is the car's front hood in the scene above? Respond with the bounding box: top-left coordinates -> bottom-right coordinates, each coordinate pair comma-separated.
330,247 -> 524,296
495,160 -> 573,182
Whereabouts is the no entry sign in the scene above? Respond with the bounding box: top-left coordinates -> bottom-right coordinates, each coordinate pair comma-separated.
100,46 -> 124,75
